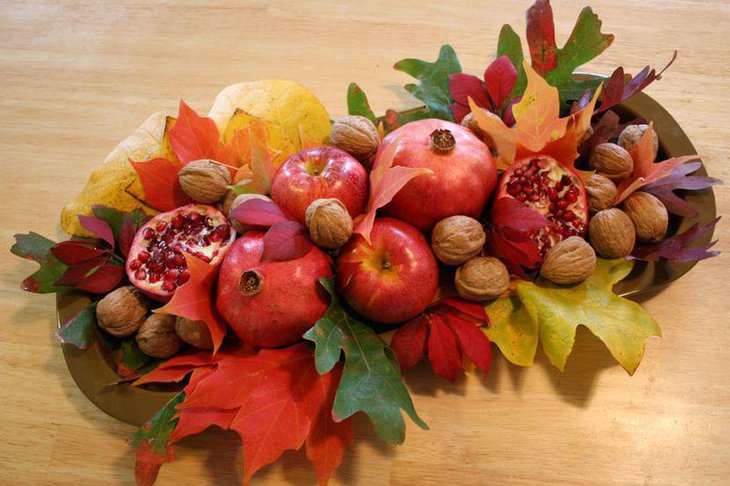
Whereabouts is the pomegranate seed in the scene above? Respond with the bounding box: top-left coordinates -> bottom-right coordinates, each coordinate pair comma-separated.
523,186 -> 533,195
156,221 -> 168,232
162,281 -> 176,292
150,261 -> 165,273
557,199 -> 569,209
514,168 -> 524,176
209,230 -> 222,243
516,193 -> 528,202
172,215 -> 183,228
142,228 -> 155,240
566,191 -> 578,203
508,184 -> 521,196
200,255 -> 211,263
135,269 -> 147,280
529,194 -> 540,202
189,213 -> 201,223
129,259 -> 141,270
562,210 -> 575,221
137,251 -> 150,263
164,269 -> 178,281
173,253 -> 186,267
178,270 -> 190,284
555,208 -> 564,217
548,189 -> 558,201
518,176 -> 528,185
529,175 -> 537,183
149,274 -> 161,283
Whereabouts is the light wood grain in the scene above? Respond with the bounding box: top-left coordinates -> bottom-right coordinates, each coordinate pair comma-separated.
1,1 -> 728,484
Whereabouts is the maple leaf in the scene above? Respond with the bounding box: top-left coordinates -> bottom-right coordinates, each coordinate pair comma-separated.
630,217 -> 720,263
483,295 -> 537,366
118,339 -> 158,378
228,119 -> 279,192
130,157 -> 192,211
11,233 -> 71,293
304,277 -> 427,444
642,162 -> 722,217
55,302 -> 98,349
168,100 -> 223,165
615,123 -> 701,203
354,135 -> 432,242
155,254 -> 227,353
391,299 -> 492,382
394,44 -> 462,121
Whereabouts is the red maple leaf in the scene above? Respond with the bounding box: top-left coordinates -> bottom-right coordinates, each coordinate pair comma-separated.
391,299 -> 492,382
130,157 -> 192,212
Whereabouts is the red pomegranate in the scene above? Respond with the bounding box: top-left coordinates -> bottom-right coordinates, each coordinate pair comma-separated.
126,204 -> 235,300
494,155 -> 588,256
336,218 -> 439,324
216,231 -> 333,348
376,119 -> 497,231
270,146 -> 369,223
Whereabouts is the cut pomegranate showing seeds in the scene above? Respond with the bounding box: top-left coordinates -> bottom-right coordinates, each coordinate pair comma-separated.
494,156 -> 588,259
125,204 -> 235,300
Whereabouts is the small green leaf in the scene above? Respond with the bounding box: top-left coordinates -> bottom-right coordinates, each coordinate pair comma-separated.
497,24 -> 527,99
118,339 -> 154,378
303,277 -> 427,445
346,83 -> 377,123
11,232 -> 70,293
393,44 -> 461,121
484,295 -> 537,367
56,302 -> 98,349
516,259 -> 661,375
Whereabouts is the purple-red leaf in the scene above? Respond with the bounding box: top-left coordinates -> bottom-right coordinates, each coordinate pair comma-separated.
483,56 -> 518,111
630,217 -> 720,262
229,198 -> 290,228
390,315 -> 429,372
119,218 -> 136,257
74,264 -> 125,293
444,315 -> 492,375
55,256 -> 110,286
642,162 -> 722,217
427,315 -> 462,382
261,221 -> 313,262
78,215 -> 115,249
50,240 -> 108,264
448,73 -> 490,123
526,0 -> 558,75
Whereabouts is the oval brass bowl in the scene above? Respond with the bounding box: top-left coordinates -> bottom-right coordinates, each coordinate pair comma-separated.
57,90 -> 717,427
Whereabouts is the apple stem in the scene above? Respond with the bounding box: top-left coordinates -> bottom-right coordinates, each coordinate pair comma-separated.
430,129 -> 456,153
239,270 -> 263,296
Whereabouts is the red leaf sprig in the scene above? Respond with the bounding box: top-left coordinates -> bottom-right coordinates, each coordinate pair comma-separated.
449,55 -> 518,123
642,162 -> 722,217
630,217 -> 720,263
391,299 -> 492,382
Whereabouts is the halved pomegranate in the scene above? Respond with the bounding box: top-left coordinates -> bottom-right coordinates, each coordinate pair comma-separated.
126,204 -> 235,300
495,156 -> 588,256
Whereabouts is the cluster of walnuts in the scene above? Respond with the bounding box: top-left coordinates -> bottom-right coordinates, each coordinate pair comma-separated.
95,286 -> 213,358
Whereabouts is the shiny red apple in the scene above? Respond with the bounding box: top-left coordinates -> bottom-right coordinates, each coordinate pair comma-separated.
270,146 -> 369,223
336,218 -> 439,324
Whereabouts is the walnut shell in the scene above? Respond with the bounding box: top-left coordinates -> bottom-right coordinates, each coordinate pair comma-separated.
95,286 -> 149,337
136,314 -> 184,358
589,143 -> 634,181
227,193 -> 273,233
305,198 -> 353,249
618,124 -> 659,162
584,173 -> 618,212
455,257 -> 509,302
329,115 -> 379,160
588,208 -> 636,258
175,317 -> 213,350
179,159 -> 232,203
540,237 -> 597,285
622,192 -> 668,243
431,215 -> 486,265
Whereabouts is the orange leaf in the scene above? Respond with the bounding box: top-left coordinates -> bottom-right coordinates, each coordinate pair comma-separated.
168,100 -> 221,164
154,254 -> 227,353
130,157 -> 192,211
298,123 -> 322,150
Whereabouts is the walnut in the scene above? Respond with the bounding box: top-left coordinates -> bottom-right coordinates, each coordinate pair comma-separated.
179,159 -> 232,203
622,192 -> 668,243
431,215 -> 486,265
136,314 -> 184,358
584,173 -> 618,212
175,317 -> 213,350
227,193 -> 274,233
329,115 -> 380,160
540,237 -> 597,285
589,143 -> 634,181
455,257 -> 509,302
618,124 -> 659,162
305,198 -> 353,249
588,208 -> 636,258
95,286 -> 149,337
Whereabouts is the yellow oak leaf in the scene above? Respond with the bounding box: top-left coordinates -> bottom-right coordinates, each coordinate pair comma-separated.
223,108 -> 295,168
484,295 -> 538,367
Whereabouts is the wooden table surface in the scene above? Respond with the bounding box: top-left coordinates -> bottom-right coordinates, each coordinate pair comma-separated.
1,1 -> 728,484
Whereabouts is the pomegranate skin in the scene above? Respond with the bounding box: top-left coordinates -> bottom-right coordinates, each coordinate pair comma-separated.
216,232 -> 333,348
336,218 -> 439,324
377,119 -> 497,231
270,146 -> 369,223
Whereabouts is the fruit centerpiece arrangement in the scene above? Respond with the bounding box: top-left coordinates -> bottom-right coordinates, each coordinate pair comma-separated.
11,1 -> 721,484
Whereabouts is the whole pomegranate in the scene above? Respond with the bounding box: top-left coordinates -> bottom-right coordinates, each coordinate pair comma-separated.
336,218 -> 438,324
376,119 -> 497,231
270,146 -> 368,223
494,155 -> 588,257
216,231 -> 333,348
126,204 -> 235,300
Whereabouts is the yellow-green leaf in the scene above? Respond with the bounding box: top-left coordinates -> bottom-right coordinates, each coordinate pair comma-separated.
484,295 -> 538,367
516,258 -> 661,375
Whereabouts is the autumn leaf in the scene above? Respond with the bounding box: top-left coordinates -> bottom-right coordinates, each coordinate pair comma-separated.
130,157 -> 192,212
78,215 -> 116,248
394,44 -> 462,121
485,197 -> 549,273
497,24 -> 527,98
642,162 -> 722,217
118,339 -> 157,378
484,295 -> 538,367
55,302 -> 98,349
11,233 -> 71,293
630,217 -> 720,262
168,100 -> 221,164
228,120 -> 279,192
229,198 -> 289,227
91,206 -> 149,256
526,0 -> 558,75
346,83 -> 377,124
304,277 -> 427,445
155,254 -> 227,353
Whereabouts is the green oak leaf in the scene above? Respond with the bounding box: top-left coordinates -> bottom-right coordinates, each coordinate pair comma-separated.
393,44 -> 461,121
56,302 -> 98,349
346,83 -> 377,123
11,232 -> 70,293
497,24 -> 527,100
303,277 -> 427,445
92,205 -> 148,240
516,259 -> 661,375
118,339 -> 155,378
484,295 -> 537,367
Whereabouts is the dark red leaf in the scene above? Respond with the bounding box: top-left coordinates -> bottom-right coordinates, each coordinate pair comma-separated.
579,110 -> 621,156
483,56 -> 518,110
390,315 -> 429,372
55,255 -> 110,286
119,218 -> 136,257
50,240 -> 108,264
630,217 -> 720,262
427,315 -> 462,382
261,221 -> 314,262
450,103 -> 472,124
229,198 -> 290,228
448,73 -> 491,123
78,215 -> 115,248
642,162 -> 722,217
439,298 -> 488,323
443,315 -> 492,375
492,197 -> 550,232
131,158 -> 192,211
489,228 -> 542,272
526,0 -> 558,75
75,264 -> 125,293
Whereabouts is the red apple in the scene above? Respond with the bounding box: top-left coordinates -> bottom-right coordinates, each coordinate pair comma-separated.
336,218 -> 439,324
270,146 -> 369,223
